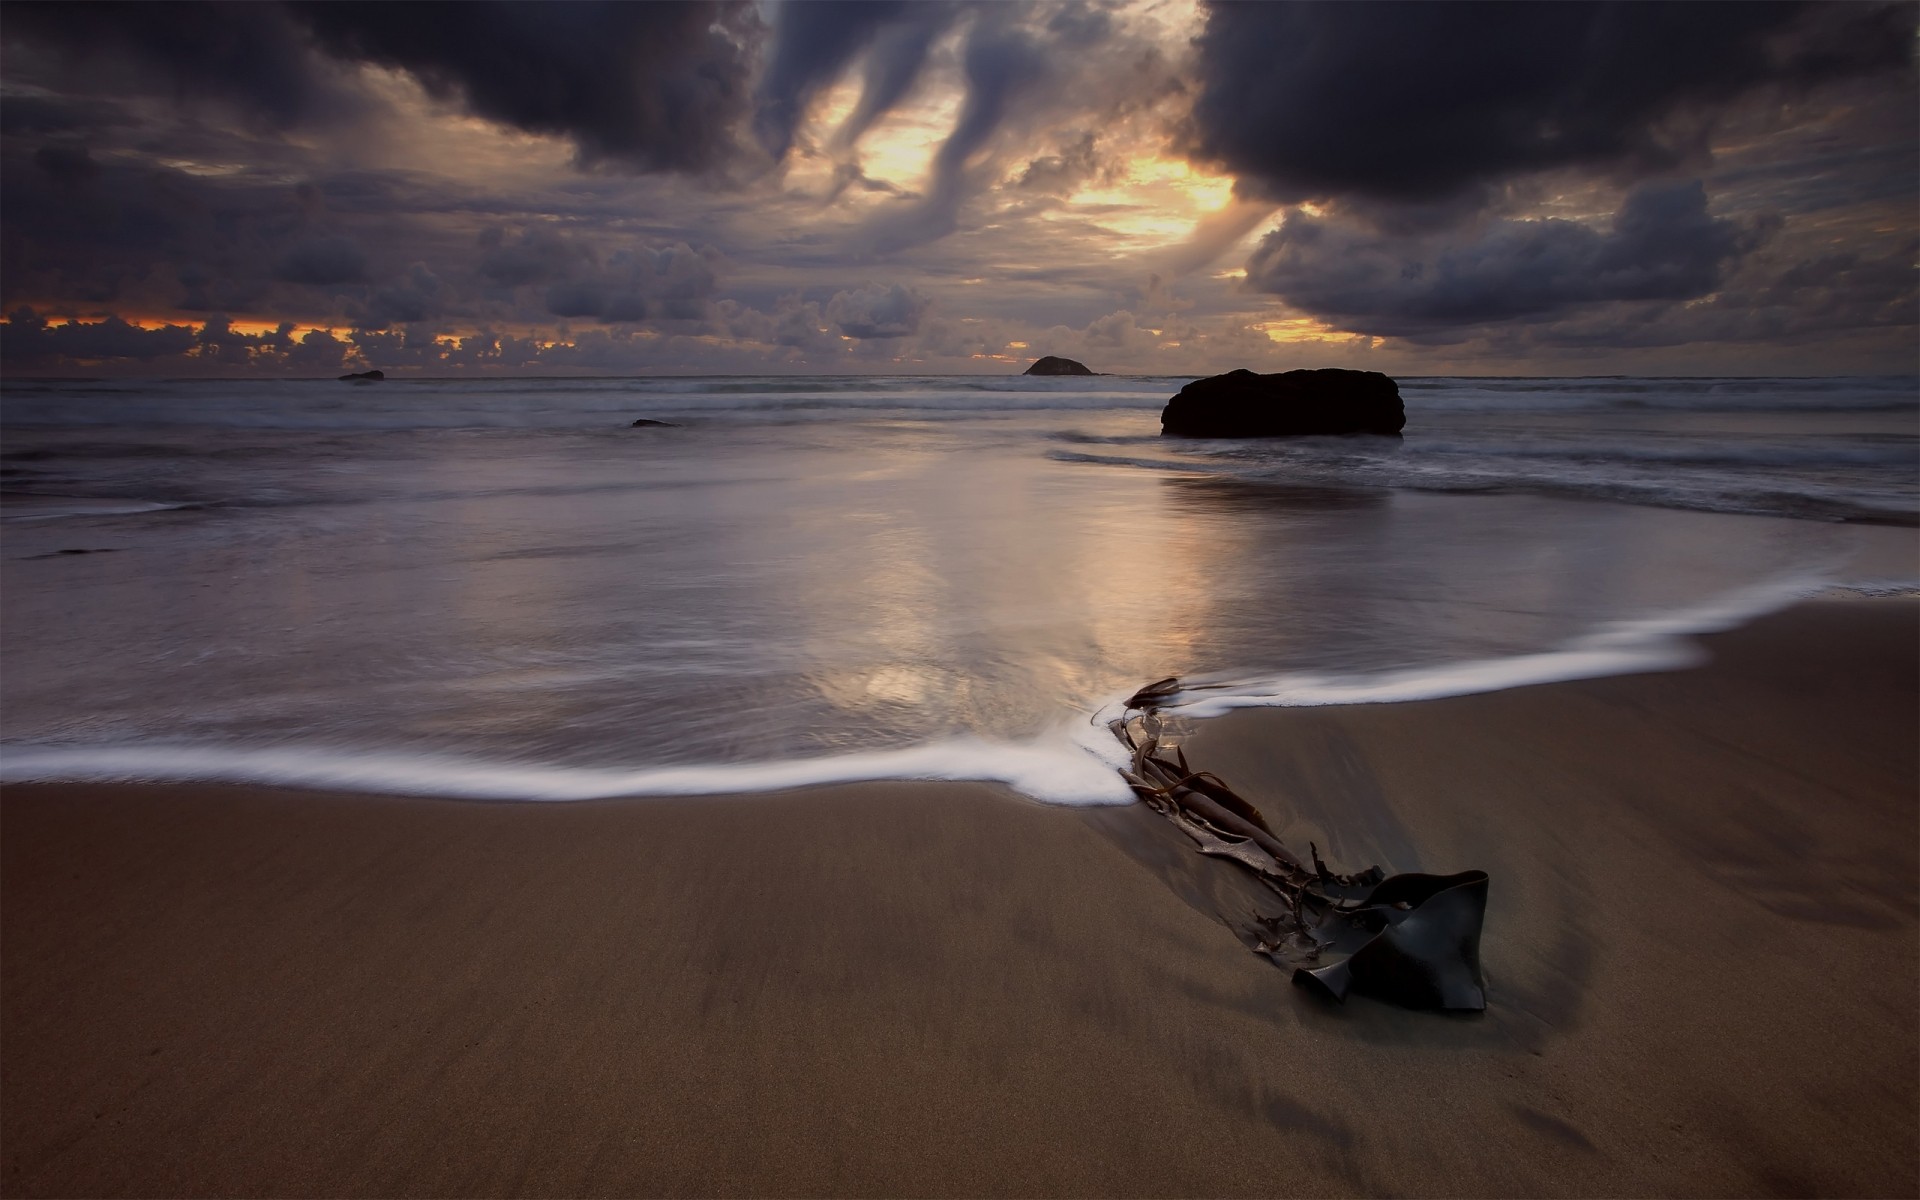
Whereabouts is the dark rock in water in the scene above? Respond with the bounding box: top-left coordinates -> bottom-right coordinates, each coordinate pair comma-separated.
338,369 -> 384,382
1162,368 -> 1404,437
630,418 -> 678,428
1024,355 -> 1094,376
26,547 -> 120,560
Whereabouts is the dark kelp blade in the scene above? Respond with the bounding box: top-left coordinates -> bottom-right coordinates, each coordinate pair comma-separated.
1114,675 -> 1490,1014
1124,677 -> 1183,709
1293,871 -> 1489,1011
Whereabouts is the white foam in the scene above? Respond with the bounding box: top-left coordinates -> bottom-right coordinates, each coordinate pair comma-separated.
0,730 -> 1140,807
1124,571 -> 1845,720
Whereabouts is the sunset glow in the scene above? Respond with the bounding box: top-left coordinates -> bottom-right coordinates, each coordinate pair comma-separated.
1,2 -> 1911,376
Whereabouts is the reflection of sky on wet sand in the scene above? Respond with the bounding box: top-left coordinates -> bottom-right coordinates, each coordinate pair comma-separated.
3,412 -> 1909,772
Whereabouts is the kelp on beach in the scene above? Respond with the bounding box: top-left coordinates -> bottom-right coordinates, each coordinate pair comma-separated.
1113,677 -> 1489,1012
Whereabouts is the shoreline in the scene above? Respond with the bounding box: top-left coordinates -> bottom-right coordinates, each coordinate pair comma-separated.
5,598 -> 1916,1196
5,588 -> 1914,808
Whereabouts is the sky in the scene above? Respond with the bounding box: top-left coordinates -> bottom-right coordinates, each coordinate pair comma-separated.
1,0 -> 1914,377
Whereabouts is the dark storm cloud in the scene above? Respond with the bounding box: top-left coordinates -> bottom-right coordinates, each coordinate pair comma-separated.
0,307 -> 197,362
1245,181 -> 1767,335
2,1 -> 358,130
867,16 -> 1050,251
938,26 -> 1047,184
192,314 -> 296,364
292,1 -> 758,172
4,2 -> 759,173
827,4 -> 958,154
1449,226 -> 1918,358
753,0 -> 908,162
30,142 -> 97,185
351,264 -> 443,330
2,145 -> 197,308
1643,236 -> 1920,347
542,242 -> 720,324
272,234 -> 369,285
3,132 -> 343,313
476,226 -> 594,288
1188,1 -> 1916,208
177,262 -> 269,313
0,93 -> 133,137
0,129 -> 483,325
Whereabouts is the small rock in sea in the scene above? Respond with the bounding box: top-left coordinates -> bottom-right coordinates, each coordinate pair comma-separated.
27,547 -> 118,560
1023,355 -> 1094,376
1161,368 -> 1404,437
630,418 -> 678,427
338,369 -> 385,382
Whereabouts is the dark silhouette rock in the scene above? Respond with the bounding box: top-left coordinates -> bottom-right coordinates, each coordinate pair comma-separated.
1023,355 -> 1094,376
629,418 -> 678,428
338,369 -> 384,382
1162,368 -> 1404,437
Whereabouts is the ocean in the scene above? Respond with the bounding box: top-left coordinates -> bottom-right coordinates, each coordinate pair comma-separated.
3,373 -> 1915,803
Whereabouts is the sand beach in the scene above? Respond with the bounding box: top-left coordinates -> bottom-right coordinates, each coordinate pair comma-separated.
6,598 -> 1913,1197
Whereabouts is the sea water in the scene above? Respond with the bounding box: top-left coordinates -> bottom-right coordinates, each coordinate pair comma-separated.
2,374 -> 1914,803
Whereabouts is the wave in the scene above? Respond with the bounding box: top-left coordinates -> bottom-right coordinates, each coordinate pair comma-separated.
1129,572 -> 1838,720
0,494 -> 204,521
5,374 -> 1911,432
6,571 -> 1894,807
0,730 -> 1139,808
1397,438 -> 1918,469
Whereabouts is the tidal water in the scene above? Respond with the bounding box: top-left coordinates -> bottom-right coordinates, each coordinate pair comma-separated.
2,374 -> 1913,802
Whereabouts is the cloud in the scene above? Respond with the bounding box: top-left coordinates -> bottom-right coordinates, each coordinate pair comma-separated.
543,242 -> 721,323
1245,181 -> 1767,337
865,16 -> 1051,252
1605,236 -> 1919,348
273,234 -> 369,285
1186,2 -> 1915,208
0,307 -> 198,362
284,326 -> 353,370
353,263 -> 443,329
178,263 -> 271,313
292,1 -> 759,173
2,1 -> 357,130
5,2 -> 762,173
193,313 -> 296,364
828,5 -> 955,156
3,2 -> 1913,376
825,282 -> 928,338
1014,131 -> 1114,196
30,141 -> 97,185
477,226 -> 593,288
753,1 -> 909,162
0,93 -> 134,137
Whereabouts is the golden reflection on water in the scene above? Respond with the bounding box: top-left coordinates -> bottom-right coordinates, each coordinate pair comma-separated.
773,435 -> 1279,731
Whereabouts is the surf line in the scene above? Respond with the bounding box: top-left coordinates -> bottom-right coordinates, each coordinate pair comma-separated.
1111,676 -> 1489,1012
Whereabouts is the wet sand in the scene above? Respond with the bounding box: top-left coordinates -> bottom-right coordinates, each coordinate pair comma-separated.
3,599 -> 1914,1197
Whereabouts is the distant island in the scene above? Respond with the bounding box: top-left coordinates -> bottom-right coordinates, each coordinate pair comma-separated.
1023,356 -> 1093,376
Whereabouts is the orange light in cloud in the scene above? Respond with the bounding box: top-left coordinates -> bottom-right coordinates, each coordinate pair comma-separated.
1253,316 -> 1350,344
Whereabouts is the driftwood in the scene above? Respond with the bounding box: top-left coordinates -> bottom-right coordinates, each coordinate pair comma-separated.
1113,678 -> 1488,1011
